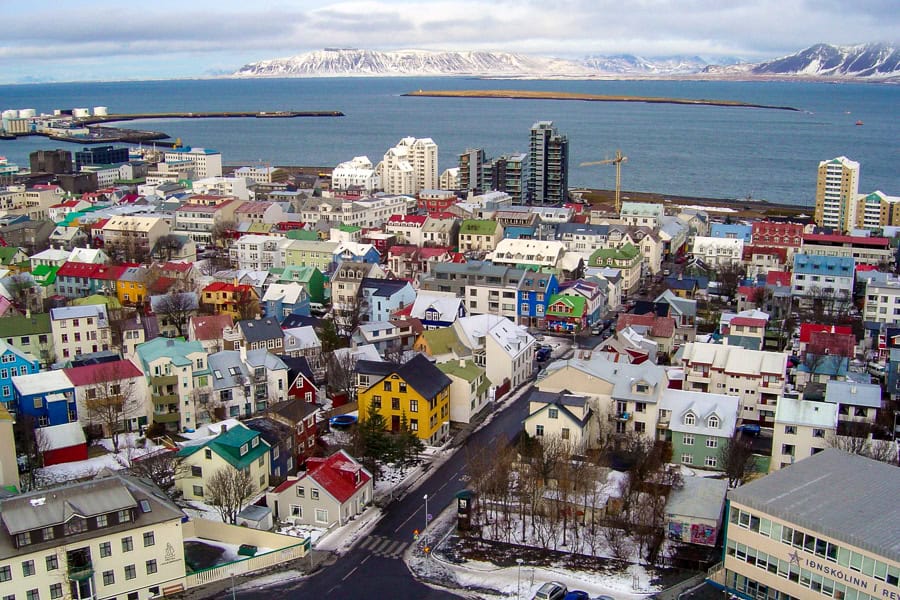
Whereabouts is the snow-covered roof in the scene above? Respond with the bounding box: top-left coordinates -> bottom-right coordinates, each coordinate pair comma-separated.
410,291 -> 462,322
666,476 -> 728,521
679,342 -> 786,375
774,397 -> 838,428
261,282 -> 307,305
39,422 -> 86,451
660,388 -> 739,437
11,370 -> 72,396
824,381 -> 882,409
283,326 -> 321,352
486,318 -> 534,358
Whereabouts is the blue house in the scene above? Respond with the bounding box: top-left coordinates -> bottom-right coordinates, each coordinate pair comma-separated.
0,340 -> 40,413
360,277 -> 416,322
244,416 -> 298,479
10,370 -> 76,426
261,282 -> 311,323
333,242 -> 381,264
410,291 -> 467,330
517,272 -> 559,328
709,223 -> 753,243
503,226 -> 536,240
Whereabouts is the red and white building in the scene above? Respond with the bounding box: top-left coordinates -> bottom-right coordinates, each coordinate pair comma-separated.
384,214 -> 428,246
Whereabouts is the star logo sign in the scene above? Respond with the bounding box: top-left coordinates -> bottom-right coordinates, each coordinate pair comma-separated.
788,550 -> 801,566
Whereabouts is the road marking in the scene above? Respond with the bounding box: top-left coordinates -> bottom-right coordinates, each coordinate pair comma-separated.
327,586 -> 339,594
360,555 -> 371,565
437,481 -> 448,491
393,510 -> 418,533
342,566 -> 358,581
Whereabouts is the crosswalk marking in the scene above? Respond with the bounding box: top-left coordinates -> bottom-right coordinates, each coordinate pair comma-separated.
359,535 -> 410,559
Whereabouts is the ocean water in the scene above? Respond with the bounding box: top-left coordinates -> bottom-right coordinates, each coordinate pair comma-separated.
1,77 -> 897,206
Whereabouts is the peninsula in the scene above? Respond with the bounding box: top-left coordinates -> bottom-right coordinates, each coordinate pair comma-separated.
403,89 -> 799,111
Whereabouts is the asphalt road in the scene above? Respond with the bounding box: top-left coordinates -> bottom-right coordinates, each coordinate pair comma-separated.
232,380 -> 537,599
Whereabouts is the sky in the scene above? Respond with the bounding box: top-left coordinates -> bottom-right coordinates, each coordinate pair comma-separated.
1,0 -> 897,83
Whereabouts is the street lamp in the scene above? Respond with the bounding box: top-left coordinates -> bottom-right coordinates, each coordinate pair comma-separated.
230,572 -> 236,600
516,558 -> 524,599
423,494 -> 429,537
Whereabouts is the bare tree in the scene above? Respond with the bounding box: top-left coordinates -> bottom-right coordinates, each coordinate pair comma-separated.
153,291 -> 197,338
325,350 -> 359,404
332,287 -> 366,338
153,234 -> 183,262
234,287 -> 260,321
15,414 -> 50,491
120,448 -> 187,500
719,432 -> 756,487
209,219 -> 237,252
5,273 -> 39,313
83,364 -> 143,454
828,423 -> 899,465
714,262 -> 746,301
750,286 -> 773,310
206,467 -> 255,524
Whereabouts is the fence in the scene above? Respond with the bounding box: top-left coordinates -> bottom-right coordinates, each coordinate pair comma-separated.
182,519 -> 309,589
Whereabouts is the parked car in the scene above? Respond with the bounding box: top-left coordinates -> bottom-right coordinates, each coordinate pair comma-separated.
739,423 -> 761,437
533,582 -> 567,600
564,592 -> 590,600
536,347 -> 552,362
590,325 -> 602,336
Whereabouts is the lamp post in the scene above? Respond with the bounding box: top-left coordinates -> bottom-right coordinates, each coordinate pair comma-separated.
516,558 -> 524,599
423,493 -> 429,536
230,572 -> 236,600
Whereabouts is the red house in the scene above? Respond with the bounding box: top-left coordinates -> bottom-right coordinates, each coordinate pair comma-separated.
751,221 -> 805,248
280,356 -> 318,403
267,392 -> 321,466
40,422 -> 88,466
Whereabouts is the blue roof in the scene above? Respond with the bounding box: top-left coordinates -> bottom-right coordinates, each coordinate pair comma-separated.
793,254 -> 855,275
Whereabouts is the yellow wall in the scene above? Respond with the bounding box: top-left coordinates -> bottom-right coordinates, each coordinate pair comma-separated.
358,372 -> 450,443
179,445 -> 270,501
117,279 -> 148,305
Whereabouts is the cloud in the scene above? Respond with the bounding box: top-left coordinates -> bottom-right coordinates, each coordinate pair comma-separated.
1,0 -> 897,81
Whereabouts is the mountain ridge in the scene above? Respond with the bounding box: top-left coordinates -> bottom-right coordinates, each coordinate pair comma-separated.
234,44 -> 900,81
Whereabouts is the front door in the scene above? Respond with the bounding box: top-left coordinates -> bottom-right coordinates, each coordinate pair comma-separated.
391,415 -> 400,432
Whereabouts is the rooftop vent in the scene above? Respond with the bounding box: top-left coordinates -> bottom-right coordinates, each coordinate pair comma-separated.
30,498 -> 46,507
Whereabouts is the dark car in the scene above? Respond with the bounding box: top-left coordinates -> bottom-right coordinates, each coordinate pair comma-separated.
536,347 -> 552,362
739,423 -> 761,436
563,592 -> 590,600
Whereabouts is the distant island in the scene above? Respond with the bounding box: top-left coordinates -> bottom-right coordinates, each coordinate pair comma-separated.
403,90 -> 800,111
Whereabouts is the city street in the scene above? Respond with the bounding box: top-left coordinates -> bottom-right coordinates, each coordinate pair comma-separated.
229,379 -> 538,599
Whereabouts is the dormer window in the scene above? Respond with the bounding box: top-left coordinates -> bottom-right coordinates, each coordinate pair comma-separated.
635,383 -> 649,394
251,437 -> 259,448
684,413 -> 696,426
240,443 -> 249,456
707,415 -> 719,429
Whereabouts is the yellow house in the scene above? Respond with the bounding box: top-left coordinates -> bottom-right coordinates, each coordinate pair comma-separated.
116,265 -> 150,306
356,354 -> 452,446
176,423 -> 271,501
200,281 -> 260,320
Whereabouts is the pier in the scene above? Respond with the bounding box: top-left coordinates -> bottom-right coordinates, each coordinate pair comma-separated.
79,110 -> 344,125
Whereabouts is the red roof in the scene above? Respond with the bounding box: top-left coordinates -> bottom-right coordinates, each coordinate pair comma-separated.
449,252 -> 467,263
388,245 -> 419,257
737,285 -> 757,298
64,360 -> 143,386
765,271 -> 792,287
150,276 -> 176,294
799,323 -> 852,343
57,262 -> 102,278
731,316 -> 767,328
162,261 -> 192,273
808,331 -> 856,357
419,246 -> 451,258
90,219 -> 109,230
855,264 -> 879,272
203,281 -> 254,293
387,214 -> 427,225
271,450 -> 371,504
742,245 -> 787,262
802,233 -> 890,247
616,313 -> 676,338
92,265 -> 127,281
189,314 -> 234,341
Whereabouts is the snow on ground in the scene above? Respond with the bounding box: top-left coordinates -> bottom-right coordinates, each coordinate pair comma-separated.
276,524 -> 327,545
314,505 -> 383,554
35,435 -> 163,487
184,537 -> 272,564
674,204 -> 738,213
234,569 -> 306,591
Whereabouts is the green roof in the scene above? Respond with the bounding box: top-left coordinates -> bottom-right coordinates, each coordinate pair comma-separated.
58,205 -> 104,227
420,327 -> 468,356
135,337 -> 206,371
72,295 -> 122,309
459,219 -> 499,235
546,294 -> 586,318
177,425 -> 269,469
279,265 -> 320,283
286,229 -> 320,241
589,243 -> 640,265
338,224 -> 361,233
437,359 -> 485,382
31,265 -> 59,285
0,247 -> 23,265
0,313 -> 51,336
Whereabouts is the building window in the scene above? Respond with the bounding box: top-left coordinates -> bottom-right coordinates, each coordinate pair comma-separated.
706,438 -> 718,448
548,408 -> 558,419
812,428 -> 826,438
0,566 -> 9,582
146,560 -> 158,575
45,554 -> 58,571
634,422 -> 645,434
705,456 -> 718,468
684,413 -> 695,426
193,485 -> 204,497
561,428 -> 570,440
99,542 -> 112,557
409,399 -> 418,413
50,583 -> 63,599
535,424 -> 544,437
707,415 -> 719,428
290,505 -> 302,518
315,509 -> 328,523
683,434 -> 694,446
143,531 -> 155,547
96,514 -> 108,528
635,402 -> 646,413
371,395 -> 381,409
681,454 -> 693,465
22,559 -> 35,576
122,536 -> 133,552
784,425 -> 797,435
383,381 -> 392,392
311,488 -> 319,500
26,591 -> 39,600
410,419 -> 418,431
782,444 -> 795,456
296,486 -> 305,498
102,570 -> 115,586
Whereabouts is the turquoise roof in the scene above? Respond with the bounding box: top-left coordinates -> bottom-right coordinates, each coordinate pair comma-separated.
178,425 -> 269,469
135,337 -> 206,371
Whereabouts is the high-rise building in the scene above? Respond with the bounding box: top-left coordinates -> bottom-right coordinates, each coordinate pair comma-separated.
74,145 -> 129,171
488,153 -> 528,205
30,149 -> 73,174
458,148 -> 487,194
528,121 -> 568,205
814,156 -> 860,231
379,137 -> 438,195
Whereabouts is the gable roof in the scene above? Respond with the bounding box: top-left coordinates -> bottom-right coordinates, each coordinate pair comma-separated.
189,314 -> 234,341
660,388 -> 739,437
177,424 -> 269,469
64,360 -> 143,387
237,317 -> 283,342
272,450 -> 371,504
358,354 -> 451,401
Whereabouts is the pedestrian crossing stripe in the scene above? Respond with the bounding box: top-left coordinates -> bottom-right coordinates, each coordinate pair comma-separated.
359,535 -> 409,558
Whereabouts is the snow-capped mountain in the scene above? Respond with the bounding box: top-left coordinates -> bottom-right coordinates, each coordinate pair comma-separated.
580,54 -> 711,75
234,48 -> 592,78
703,43 -> 899,79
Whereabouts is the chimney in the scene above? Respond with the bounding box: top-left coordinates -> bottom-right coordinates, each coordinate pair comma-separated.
135,311 -> 141,325
221,423 -> 227,433
255,313 -> 261,320
459,359 -> 465,368
240,342 -> 247,363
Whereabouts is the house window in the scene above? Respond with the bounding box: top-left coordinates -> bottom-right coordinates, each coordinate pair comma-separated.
560,427 -> 570,440
50,583 -> 63,599
548,408 -> 558,419
410,419 -> 418,431
684,413 -> 695,426
681,454 -> 693,465
122,536 -> 133,552
706,438 -> 718,448
96,514 -> 108,528
125,564 -> 136,580
193,485 -> 204,497
707,415 -> 719,428
683,434 -> 694,446
812,428 -> 826,438
409,399 -> 418,413
311,488 -> 319,500
399,382 -> 407,393
240,443 -> 248,455
782,444 -> 795,456
143,531 -> 155,547
391,397 -> 400,410
535,424 -> 544,437
146,559 -> 158,575
102,570 -> 115,586
635,402 -> 646,413
26,591 -> 39,600
100,542 -> 112,557
383,381 -> 392,392
705,456 -> 718,468
204,449 -> 212,460
192,465 -> 203,477
784,425 -> 797,435
315,509 -> 328,523
22,559 -> 35,576
371,395 -> 381,409
45,554 -> 58,570
296,486 -> 305,498
291,505 -> 302,517
635,422 -> 645,434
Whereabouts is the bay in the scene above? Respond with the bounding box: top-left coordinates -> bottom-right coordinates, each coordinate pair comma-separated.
1,77 -> 897,206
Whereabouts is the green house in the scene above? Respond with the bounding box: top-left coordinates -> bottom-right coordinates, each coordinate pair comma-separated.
588,243 -> 641,269
278,265 -> 327,304
545,294 -> 587,332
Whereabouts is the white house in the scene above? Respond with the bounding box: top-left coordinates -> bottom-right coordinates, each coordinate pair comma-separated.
691,236 -> 744,268
770,395 -> 837,472
50,304 -> 113,361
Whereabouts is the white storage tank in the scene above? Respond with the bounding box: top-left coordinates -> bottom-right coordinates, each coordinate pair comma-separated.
1,110 -> 17,120
92,106 -> 108,116
53,109 -> 61,116
72,108 -> 90,118
18,108 -> 36,118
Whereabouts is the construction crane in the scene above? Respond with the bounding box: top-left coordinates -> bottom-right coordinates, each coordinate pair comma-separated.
580,150 -> 628,213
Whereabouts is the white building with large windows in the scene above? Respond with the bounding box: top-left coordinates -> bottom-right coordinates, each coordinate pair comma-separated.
377,137 -> 438,195
332,156 -> 379,192
163,147 -> 223,178
712,449 -> 899,600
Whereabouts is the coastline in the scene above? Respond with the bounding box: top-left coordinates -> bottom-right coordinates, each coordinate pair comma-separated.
403,89 -> 800,111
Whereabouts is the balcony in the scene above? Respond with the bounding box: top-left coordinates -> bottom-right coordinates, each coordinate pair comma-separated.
610,411 -> 632,422
153,411 -> 181,424
150,374 -> 178,387
67,561 -> 94,582
152,393 -> 179,405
